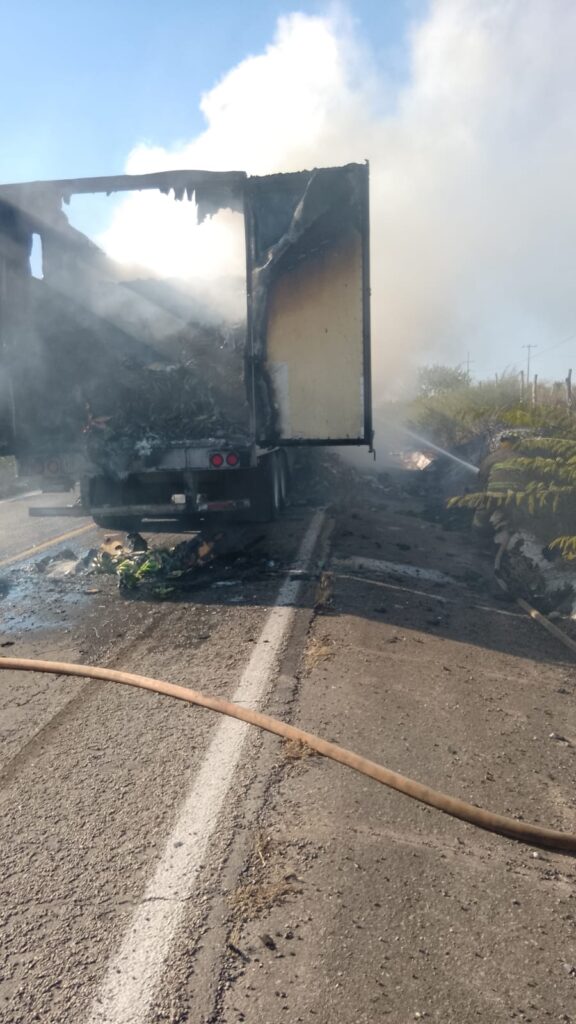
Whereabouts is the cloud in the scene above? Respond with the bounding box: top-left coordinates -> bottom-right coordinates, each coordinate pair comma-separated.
99,1 -> 576,386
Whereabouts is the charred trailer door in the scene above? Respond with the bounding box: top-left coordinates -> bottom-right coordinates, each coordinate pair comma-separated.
246,162 -> 371,448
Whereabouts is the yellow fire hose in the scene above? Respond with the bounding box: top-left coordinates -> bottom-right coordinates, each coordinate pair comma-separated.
1,656 -> 575,853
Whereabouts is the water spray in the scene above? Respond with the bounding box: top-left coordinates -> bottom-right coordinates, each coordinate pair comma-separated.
402,428 -> 479,475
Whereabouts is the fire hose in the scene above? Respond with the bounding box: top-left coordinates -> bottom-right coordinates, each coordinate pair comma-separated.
1,656 -> 575,853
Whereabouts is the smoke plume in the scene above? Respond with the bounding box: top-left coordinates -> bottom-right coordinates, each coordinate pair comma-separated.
100,1 -> 576,389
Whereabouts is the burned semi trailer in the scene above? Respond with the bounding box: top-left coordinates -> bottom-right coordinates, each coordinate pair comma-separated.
0,163 -> 371,529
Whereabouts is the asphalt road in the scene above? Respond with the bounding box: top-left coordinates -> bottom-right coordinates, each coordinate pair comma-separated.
0,491 -> 97,569
1,478 -> 575,1023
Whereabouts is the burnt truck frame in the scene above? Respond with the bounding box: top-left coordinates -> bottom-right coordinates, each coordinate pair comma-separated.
0,163 -> 372,529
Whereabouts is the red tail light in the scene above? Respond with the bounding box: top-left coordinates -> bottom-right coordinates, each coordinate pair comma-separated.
210,452 -> 224,468
226,452 -> 239,467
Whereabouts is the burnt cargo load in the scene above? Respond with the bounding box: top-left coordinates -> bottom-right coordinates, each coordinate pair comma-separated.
0,163 -> 371,528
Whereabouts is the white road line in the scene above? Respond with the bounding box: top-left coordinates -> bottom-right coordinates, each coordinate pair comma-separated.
89,510 -> 325,1024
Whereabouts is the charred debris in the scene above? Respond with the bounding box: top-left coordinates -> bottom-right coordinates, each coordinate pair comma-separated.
0,165 -> 367,477
28,528 -> 281,601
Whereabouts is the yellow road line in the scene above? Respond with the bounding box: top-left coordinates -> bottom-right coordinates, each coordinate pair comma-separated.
0,524 -> 95,570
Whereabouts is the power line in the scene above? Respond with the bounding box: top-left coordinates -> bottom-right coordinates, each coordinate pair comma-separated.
532,330 -> 576,361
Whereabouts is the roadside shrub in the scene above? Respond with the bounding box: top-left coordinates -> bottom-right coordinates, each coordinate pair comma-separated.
405,374 -> 522,450
449,435 -> 576,556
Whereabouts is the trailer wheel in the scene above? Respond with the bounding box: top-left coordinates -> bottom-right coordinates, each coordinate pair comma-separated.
90,476 -> 140,532
92,514 -> 141,532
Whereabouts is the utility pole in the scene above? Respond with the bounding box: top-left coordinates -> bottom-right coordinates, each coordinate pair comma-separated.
465,351 -> 473,381
522,344 -> 537,385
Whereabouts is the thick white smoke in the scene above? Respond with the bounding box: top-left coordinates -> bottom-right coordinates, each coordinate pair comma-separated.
100,1 -> 576,387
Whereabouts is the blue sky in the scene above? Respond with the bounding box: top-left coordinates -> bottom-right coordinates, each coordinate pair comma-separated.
0,0 -> 422,184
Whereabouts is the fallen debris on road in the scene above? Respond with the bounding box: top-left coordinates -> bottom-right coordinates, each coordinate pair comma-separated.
35,547 -> 97,578
94,532 -> 223,595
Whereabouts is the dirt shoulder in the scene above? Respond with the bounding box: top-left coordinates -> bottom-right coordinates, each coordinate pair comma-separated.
216,472 -> 576,1024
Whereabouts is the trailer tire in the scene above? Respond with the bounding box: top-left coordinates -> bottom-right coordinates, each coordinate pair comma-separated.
89,477 -> 140,532
92,514 -> 141,532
